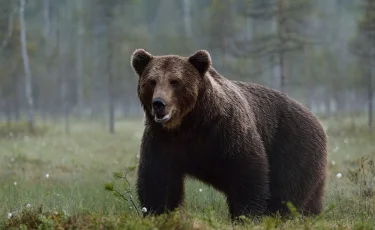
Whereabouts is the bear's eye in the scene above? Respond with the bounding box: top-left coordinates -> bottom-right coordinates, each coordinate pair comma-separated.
150,79 -> 156,87
170,80 -> 180,88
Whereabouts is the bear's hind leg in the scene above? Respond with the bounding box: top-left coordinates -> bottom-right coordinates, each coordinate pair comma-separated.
225,157 -> 270,222
266,197 -> 289,216
302,180 -> 325,215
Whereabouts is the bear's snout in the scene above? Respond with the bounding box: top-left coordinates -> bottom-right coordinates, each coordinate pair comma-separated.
152,98 -> 166,115
152,97 -> 173,123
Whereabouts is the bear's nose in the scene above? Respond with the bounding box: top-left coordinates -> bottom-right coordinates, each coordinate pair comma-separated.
152,98 -> 166,113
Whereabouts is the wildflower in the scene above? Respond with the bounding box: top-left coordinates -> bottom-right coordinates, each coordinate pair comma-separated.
141,207 -> 147,213
336,173 -> 342,179
45,174 -> 50,178
331,160 -> 336,166
136,154 -> 140,159
10,157 -> 14,162
13,182 -> 17,186
199,188 -> 203,192
7,213 -> 12,219
26,204 -> 31,208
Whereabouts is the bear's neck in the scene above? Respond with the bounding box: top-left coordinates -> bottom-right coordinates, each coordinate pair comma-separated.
179,68 -> 229,130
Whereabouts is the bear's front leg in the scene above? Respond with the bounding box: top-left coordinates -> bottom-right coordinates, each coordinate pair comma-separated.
226,155 -> 270,222
136,143 -> 184,216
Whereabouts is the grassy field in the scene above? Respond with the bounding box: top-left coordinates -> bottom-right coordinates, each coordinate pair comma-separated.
0,116 -> 375,229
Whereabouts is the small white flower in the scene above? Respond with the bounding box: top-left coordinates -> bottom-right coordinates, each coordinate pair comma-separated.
10,157 -> 15,162
199,188 -> 203,192
331,160 -> 336,166
336,173 -> 342,179
45,174 -> 50,178
130,206 -> 133,209
13,182 -> 17,186
136,154 -> 140,159
7,212 -> 12,219
26,204 -> 31,208
141,207 -> 147,213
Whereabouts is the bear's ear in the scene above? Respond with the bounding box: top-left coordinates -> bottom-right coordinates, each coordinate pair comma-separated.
188,50 -> 212,76
131,49 -> 153,76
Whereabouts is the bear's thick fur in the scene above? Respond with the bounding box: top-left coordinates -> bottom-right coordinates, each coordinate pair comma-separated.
131,49 -> 328,221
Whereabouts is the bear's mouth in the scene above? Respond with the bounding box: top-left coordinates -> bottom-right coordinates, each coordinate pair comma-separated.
154,113 -> 172,123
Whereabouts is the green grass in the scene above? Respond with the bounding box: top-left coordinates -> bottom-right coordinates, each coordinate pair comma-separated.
0,116 -> 375,229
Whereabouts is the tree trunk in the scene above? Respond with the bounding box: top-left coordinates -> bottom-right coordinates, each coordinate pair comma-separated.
76,0 -> 84,111
183,0 -> 192,38
108,77 -> 115,134
58,4 -> 70,134
62,77 -> 70,134
5,98 -> 11,126
277,0 -> 286,93
108,38 -> 115,134
14,75 -> 21,121
369,58 -> 373,134
19,0 -> 35,132
279,51 -> 285,92
14,91 -> 20,121
43,0 -> 50,39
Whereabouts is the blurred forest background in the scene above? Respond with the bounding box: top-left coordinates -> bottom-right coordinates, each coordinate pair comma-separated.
0,0 -> 374,134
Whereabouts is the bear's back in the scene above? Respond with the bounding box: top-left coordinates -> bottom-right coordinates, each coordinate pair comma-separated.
230,79 -> 326,154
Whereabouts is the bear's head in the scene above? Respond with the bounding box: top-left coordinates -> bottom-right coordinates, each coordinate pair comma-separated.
131,49 -> 212,129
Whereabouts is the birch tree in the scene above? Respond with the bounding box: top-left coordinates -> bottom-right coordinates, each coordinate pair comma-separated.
19,0 -> 34,131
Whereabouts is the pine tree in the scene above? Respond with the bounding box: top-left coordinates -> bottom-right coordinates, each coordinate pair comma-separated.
350,0 -> 375,133
231,0 -> 313,92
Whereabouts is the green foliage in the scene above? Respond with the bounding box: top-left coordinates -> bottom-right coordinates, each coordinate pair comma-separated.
4,205 -> 63,230
347,155 -> 375,213
105,167 -> 140,218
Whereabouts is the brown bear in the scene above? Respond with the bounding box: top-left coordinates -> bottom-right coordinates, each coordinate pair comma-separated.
131,49 -> 328,222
